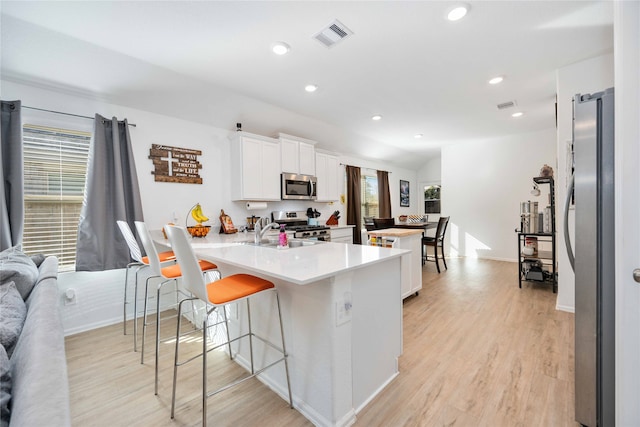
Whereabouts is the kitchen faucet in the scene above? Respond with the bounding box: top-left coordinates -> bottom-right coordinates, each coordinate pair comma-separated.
254,218 -> 280,244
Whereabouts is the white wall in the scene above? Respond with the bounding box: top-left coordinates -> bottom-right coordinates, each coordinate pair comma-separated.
555,53 -> 614,312
3,79 -> 418,335
442,129 -> 556,261
417,155 -> 441,186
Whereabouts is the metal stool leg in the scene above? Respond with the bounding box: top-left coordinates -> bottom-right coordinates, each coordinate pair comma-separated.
222,307 -> 233,360
141,276 -> 152,364
275,291 -> 293,408
155,278 -> 175,395
171,297 -> 197,419
124,262 -> 144,336
202,312 -> 208,427
247,299 -> 255,374
132,265 -> 145,351
123,263 -> 131,335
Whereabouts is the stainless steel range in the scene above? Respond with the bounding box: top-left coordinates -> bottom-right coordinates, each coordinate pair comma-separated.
272,211 -> 331,241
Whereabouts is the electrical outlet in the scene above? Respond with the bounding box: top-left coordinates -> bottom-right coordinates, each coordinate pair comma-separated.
64,288 -> 77,305
336,291 -> 352,326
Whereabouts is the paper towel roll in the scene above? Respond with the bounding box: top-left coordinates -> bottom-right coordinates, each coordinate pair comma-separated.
246,202 -> 268,211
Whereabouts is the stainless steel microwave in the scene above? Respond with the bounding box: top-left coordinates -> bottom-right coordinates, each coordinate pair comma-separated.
281,173 -> 317,200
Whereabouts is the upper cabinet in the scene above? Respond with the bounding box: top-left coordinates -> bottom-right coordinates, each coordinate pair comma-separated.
278,133 -> 316,176
230,132 -> 281,201
315,151 -> 340,202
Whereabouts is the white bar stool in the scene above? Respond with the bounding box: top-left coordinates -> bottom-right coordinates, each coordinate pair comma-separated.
135,221 -> 219,395
116,220 -> 175,350
165,225 -> 293,426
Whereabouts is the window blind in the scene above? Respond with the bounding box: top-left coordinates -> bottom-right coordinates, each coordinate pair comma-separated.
361,174 -> 379,221
22,124 -> 91,271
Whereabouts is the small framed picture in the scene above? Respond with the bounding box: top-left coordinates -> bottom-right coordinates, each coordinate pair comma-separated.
400,180 -> 410,207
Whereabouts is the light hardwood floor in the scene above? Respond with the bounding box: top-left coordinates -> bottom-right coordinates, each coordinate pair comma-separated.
65,258 -> 577,426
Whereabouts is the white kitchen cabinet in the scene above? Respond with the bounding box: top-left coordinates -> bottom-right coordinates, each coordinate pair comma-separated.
330,226 -> 353,243
230,132 -> 281,201
315,152 -> 339,201
278,134 -> 316,175
367,228 -> 423,299
298,143 -> 316,175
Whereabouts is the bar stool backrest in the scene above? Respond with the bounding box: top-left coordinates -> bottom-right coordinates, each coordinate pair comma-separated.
134,221 -> 162,276
117,220 -> 143,263
164,225 -> 210,303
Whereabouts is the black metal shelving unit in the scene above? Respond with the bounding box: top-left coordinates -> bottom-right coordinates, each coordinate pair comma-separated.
516,177 -> 557,293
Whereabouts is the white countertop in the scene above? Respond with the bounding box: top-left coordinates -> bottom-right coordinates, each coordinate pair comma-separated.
153,229 -> 408,285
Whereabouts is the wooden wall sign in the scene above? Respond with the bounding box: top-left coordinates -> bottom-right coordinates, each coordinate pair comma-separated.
149,144 -> 203,184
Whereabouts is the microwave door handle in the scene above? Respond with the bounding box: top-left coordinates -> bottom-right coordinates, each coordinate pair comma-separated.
310,180 -> 316,197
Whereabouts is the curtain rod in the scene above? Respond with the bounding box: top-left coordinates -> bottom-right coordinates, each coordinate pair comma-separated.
22,105 -> 137,127
340,163 -> 391,174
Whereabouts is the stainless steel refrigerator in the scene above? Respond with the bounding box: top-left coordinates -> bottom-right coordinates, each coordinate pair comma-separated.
564,88 -> 615,427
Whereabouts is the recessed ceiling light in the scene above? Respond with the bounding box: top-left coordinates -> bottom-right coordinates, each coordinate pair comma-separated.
512,112 -> 524,118
489,76 -> 504,85
371,115 -> 382,121
271,42 -> 290,55
447,4 -> 469,21
414,134 -> 423,139
305,84 -> 318,93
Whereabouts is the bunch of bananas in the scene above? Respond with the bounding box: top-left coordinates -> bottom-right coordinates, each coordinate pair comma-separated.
190,203 -> 209,224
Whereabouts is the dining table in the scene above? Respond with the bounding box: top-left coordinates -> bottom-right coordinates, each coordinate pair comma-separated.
393,220 -> 438,233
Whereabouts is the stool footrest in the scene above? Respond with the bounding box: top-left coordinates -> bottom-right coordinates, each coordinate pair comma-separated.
206,356 -> 287,399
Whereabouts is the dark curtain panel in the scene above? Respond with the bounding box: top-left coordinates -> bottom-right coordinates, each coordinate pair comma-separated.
377,170 -> 392,218
0,100 -> 24,251
346,165 -> 362,244
76,115 -> 144,271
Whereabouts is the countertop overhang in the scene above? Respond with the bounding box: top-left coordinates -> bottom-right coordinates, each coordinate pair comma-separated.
153,230 -> 408,285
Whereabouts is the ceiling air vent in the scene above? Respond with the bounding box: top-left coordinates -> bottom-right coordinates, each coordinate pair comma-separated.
313,19 -> 353,48
497,100 -> 517,110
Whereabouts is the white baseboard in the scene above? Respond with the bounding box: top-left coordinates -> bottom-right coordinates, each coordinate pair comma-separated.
556,303 -> 575,313
64,315 -> 122,337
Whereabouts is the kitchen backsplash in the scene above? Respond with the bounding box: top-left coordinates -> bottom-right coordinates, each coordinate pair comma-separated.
224,200 -> 345,230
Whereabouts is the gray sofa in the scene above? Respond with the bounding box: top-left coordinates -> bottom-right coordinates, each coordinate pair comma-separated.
1,250 -> 70,427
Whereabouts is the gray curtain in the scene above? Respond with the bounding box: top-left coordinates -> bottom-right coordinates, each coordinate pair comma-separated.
346,165 -> 362,244
377,170 -> 391,218
0,100 -> 24,251
76,114 -> 144,271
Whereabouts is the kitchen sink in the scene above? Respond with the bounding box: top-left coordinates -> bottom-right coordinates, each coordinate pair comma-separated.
289,239 -> 325,247
242,239 -> 325,248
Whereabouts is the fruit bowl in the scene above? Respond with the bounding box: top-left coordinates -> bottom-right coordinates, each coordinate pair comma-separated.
187,225 -> 211,238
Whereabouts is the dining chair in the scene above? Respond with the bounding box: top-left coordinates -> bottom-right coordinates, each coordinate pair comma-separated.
373,217 -> 395,230
164,225 -> 293,425
363,216 -> 376,231
134,221 -> 219,395
116,220 -> 175,350
422,216 -> 450,273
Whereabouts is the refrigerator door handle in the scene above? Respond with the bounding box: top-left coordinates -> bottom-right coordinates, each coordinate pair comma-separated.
564,173 -> 576,272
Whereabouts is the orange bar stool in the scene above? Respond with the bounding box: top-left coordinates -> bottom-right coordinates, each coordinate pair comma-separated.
134,221 -> 219,395
164,225 -> 293,426
116,220 -> 175,350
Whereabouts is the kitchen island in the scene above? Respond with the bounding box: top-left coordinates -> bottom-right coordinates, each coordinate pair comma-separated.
153,230 -> 407,427
366,228 -> 423,298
